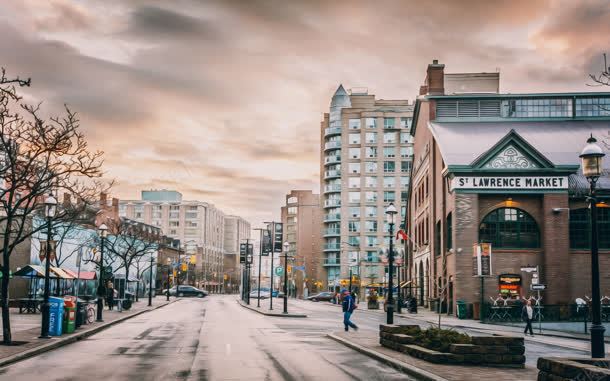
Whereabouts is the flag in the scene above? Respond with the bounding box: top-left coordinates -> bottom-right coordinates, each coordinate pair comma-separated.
396,229 -> 409,241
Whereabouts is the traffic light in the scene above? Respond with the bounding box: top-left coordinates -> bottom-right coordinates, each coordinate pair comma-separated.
273,223 -> 283,252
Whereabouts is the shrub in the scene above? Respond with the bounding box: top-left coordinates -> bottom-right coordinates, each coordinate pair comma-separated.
413,327 -> 471,353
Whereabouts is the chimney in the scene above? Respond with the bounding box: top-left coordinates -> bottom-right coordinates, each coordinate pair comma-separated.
100,193 -> 107,209
112,198 -> 119,219
425,59 -> 445,95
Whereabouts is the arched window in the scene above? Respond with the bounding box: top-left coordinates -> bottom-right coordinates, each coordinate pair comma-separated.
569,208 -> 610,249
479,208 -> 540,248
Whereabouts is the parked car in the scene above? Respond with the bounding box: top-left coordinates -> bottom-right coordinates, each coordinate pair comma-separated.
249,290 -> 271,299
272,290 -> 285,298
165,285 -> 208,298
307,292 -> 335,302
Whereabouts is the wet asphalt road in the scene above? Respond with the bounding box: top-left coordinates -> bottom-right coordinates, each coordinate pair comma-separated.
0,295 -> 415,381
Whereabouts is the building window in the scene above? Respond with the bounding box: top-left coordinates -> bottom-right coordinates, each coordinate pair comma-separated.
383,132 -> 397,144
383,176 -> 395,188
400,132 -> 412,144
348,236 -> 360,247
383,191 -> 395,202
348,177 -> 360,188
365,147 -> 377,158
401,191 -> 408,202
366,236 -> 378,247
401,161 -> 411,173
365,132 -> 377,143
365,251 -> 378,262
349,133 -> 361,144
383,161 -> 396,173
288,206 -> 298,215
365,206 -> 377,217
479,208 -> 540,248
348,163 -> 360,174
505,98 -> 572,118
446,213 -> 453,251
576,98 -> 610,117
384,118 -> 395,129
365,220 -> 377,232
287,196 -> 298,204
365,176 -> 377,188
365,192 -> 377,202
435,221 -> 441,256
400,117 -> 412,130
365,162 -> 377,173
365,118 -> 376,129
569,208 -> 610,249
400,177 -> 409,188
400,147 -> 413,158
350,206 -> 360,218
349,119 -> 361,129
348,192 -> 361,203
349,148 -> 361,159
383,147 -> 396,158
348,221 -> 360,233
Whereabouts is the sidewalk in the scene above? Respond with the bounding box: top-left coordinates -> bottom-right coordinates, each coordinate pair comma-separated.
236,298 -> 308,318
0,297 -> 174,367
328,330 -> 538,381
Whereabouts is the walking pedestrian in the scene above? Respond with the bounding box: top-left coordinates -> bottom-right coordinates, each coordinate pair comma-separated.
522,299 -> 534,336
107,281 -> 115,311
341,289 -> 358,332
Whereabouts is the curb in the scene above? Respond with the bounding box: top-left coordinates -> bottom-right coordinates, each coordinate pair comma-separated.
327,333 -> 448,381
0,299 -> 178,369
236,299 -> 307,318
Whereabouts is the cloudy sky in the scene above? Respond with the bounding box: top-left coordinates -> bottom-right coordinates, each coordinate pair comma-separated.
0,0 -> 608,225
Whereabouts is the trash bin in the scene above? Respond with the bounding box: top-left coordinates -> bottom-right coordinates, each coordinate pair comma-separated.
457,300 -> 467,319
63,298 -> 76,334
75,301 -> 86,328
48,297 -> 64,336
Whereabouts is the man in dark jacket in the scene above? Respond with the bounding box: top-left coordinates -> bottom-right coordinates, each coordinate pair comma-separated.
341,289 -> 358,332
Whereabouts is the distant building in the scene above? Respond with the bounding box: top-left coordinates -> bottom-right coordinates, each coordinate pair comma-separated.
280,190 -> 323,297
119,190 -> 250,293
320,86 -> 414,293
223,215 -> 251,293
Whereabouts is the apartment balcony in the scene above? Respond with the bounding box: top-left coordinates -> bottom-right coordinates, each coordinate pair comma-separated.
323,184 -> 341,194
323,213 -> 341,223
324,243 -> 341,251
323,258 -> 341,266
324,170 -> 341,179
324,127 -> 342,137
324,141 -> 341,151
324,155 -> 341,166
324,199 -> 341,208
323,228 -> 341,237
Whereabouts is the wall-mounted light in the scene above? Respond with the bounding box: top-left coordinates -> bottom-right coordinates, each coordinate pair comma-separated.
505,197 -> 514,207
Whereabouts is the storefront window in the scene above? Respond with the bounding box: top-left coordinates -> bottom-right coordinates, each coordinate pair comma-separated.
569,207 -> 610,249
479,208 -> 539,248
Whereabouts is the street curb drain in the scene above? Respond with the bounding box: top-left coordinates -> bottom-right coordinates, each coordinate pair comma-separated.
0,299 -> 178,369
327,333 -> 448,381
236,299 -> 308,318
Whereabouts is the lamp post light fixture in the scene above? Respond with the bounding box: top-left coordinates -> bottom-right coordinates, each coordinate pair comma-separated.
166,258 -> 171,301
385,202 -> 398,325
283,241 -> 290,314
39,193 -> 57,339
96,223 -> 108,323
580,134 -> 606,358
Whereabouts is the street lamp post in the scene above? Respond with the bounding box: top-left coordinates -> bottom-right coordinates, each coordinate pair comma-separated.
148,255 -> 154,307
254,228 -> 266,308
166,258 -> 171,301
96,223 -> 108,322
385,203 -> 398,325
580,134 -> 606,358
39,194 -> 57,339
283,241 -> 290,314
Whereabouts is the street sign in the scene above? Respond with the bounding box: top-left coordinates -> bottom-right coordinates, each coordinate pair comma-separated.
275,266 -> 283,276
273,223 -> 283,252
531,284 -> 546,291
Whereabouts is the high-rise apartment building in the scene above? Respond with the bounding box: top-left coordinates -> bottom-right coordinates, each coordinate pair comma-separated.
119,190 -> 249,292
320,86 -> 414,291
280,190 -> 323,297
223,215 -> 251,293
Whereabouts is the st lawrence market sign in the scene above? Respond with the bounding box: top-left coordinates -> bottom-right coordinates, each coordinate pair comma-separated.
451,176 -> 568,191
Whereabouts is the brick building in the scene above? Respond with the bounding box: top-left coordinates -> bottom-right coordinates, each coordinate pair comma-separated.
408,60 -> 610,316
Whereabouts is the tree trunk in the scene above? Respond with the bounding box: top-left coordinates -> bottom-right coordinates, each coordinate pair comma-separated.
1,255 -> 12,345
135,282 -> 139,302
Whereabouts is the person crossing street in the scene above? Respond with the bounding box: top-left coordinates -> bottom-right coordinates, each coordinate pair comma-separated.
341,289 -> 358,332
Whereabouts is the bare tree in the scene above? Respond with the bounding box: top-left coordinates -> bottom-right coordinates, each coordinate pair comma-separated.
0,68 -> 105,344
590,53 -> 610,87
102,219 -> 160,300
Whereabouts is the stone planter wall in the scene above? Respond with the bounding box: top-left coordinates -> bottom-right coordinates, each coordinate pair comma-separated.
537,357 -> 610,380
379,324 -> 525,368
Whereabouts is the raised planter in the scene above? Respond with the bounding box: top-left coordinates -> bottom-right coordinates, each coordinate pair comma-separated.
538,357 -> 610,380
379,324 -> 525,368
